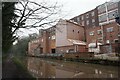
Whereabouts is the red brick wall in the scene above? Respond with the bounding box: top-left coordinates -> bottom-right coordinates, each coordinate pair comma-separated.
103,22 -> 119,44
100,43 -> 120,53
86,22 -> 119,47
86,26 -> 102,47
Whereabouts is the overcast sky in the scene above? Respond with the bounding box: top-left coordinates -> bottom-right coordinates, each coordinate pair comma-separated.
18,0 -> 111,38
54,0 -> 111,19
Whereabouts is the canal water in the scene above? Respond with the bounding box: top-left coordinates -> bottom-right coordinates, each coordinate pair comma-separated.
26,57 -> 118,78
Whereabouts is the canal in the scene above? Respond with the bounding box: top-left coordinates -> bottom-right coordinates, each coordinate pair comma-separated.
26,57 -> 118,78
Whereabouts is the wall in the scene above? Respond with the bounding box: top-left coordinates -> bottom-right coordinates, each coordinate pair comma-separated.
56,45 -> 87,53
98,1 -> 119,25
40,27 -> 56,53
56,20 -> 72,47
103,22 -> 119,44
56,19 -> 86,53
70,8 -> 99,28
56,45 -> 75,53
86,26 -> 103,47
66,20 -> 84,41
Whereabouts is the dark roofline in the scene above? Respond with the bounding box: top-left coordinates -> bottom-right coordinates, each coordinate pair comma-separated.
66,20 -> 85,28
39,25 -> 56,32
70,7 -> 97,20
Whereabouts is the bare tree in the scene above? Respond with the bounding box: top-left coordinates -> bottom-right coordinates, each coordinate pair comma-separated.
13,0 -> 63,35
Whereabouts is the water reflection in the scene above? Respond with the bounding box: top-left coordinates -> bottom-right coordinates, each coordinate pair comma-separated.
27,57 -> 118,78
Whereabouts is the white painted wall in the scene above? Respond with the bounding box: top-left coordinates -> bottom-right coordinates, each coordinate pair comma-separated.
56,20 -> 73,47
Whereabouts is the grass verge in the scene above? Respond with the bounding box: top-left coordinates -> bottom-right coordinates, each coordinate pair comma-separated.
12,57 -> 36,80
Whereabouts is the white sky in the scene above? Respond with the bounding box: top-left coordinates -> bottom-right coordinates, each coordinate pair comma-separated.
53,0 -> 111,19
18,0 -> 111,38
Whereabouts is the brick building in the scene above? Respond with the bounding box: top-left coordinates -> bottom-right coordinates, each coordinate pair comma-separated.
56,19 -> 86,53
39,27 -> 56,54
70,0 -> 120,53
28,19 -> 87,55
100,22 -> 120,53
70,8 -> 99,29
28,0 -> 120,54
97,0 -> 120,26
86,22 -> 120,53
70,0 -> 120,27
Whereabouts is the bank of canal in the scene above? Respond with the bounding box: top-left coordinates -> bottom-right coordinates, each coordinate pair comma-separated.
26,57 -> 119,78
2,56 -> 36,79
29,54 -> 120,66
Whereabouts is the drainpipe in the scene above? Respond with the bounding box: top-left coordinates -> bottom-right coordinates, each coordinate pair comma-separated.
74,44 -> 76,52
105,2 -> 109,23
117,24 -> 120,55
101,25 -> 104,44
110,32 -> 112,53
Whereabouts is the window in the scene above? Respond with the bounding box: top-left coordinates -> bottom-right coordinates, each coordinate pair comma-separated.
73,18 -> 77,22
81,15 -> 84,20
41,39 -> 43,42
107,2 -> 118,11
89,31 -> 94,36
77,17 -> 80,22
82,21 -> 84,26
99,14 -> 107,22
73,30 -> 74,32
69,49 -> 74,53
91,11 -> 95,16
49,37 -> 51,39
114,39 -> 118,43
108,10 -> 118,20
86,13 -> 89,18
106,40 -> 110,43
37,40 -> 39,42
97,30 -> 102,34
51,35 -> 55,40
98,37 -> 103,42
86,20 -> 89,25
78,31 -> 79,33
107,27 -> 113,32
98,4 -> 106,14
71,20 -> 75,22
92,19 -> 95,23
92,23 -> 95,27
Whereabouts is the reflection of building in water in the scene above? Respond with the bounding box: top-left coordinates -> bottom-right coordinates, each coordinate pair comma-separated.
55,62 -> 117,78
27,58 -> 56,78
27,57 -> 118,78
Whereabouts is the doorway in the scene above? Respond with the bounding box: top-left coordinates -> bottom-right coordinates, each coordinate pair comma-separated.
51,49 -> 56,53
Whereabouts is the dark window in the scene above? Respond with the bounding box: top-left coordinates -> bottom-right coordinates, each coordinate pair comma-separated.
40,48 -> 43,53
51,49 -> 55,53
73,30 -> 74,32
69,49 -> 74,53
114,39 -> 118,43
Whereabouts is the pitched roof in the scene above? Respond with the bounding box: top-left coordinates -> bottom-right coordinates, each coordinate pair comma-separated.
68,39 -> 86,45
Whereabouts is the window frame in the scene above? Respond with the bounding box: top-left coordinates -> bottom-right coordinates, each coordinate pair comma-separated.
97,30 -> 102,35
106,27 -> 113,32
89,31 -> 94,36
